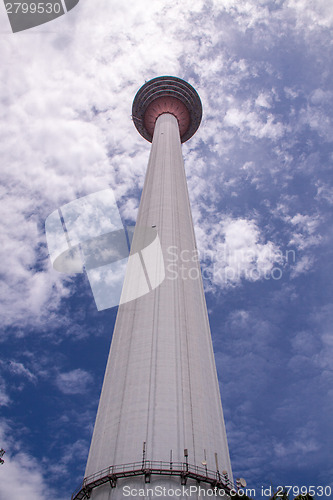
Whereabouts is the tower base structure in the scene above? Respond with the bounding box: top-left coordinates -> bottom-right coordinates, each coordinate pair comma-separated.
72,78 -> 234,499
72,468 -> 235,500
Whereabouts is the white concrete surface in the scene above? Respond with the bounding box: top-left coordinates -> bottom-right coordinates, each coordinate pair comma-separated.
84,113 -> 233,499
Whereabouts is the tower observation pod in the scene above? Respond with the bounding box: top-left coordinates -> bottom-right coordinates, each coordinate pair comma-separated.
72,77 -> 234,500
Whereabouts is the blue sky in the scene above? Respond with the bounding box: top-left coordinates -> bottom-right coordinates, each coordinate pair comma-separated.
0,0 -> 332,499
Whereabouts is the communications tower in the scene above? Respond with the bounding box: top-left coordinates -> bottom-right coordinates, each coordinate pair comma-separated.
72,76 -> 234,500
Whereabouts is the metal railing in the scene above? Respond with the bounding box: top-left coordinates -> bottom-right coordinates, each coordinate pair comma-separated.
71,460 -> 235,500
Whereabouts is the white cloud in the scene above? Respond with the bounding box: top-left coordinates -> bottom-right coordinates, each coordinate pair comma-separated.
299,105 -> 333,141
312,305 -> 333,375
0,379 -> 10,407
47,438 -> 88,477
290,254 -> 315,278
255,91 -> 272,109
0,0 -> 332,493
195,216 -> 283,288
6,362 -> 37,383
288,305 -> 333,381
310,88 -> 333,106
224,106 -> 286,141
56,369 -> 93,395
274,436 -> 320,458
289,213 -> 319,233
315,181 -> 333,205
0,422 -> 61,500
285,213 -> 322,254
0,0 -> 204,337
269,206 -> 323,275
286,0 -> 333,29
0,0 -> 330,336
291,330 -> 319,356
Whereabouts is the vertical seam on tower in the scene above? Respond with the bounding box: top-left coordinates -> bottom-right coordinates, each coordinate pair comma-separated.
111,117 -> 158,466
111,284 -> 136,466
151,122 -> 162,458
182,150 -> 208,467
174,119 -> 186,460
145,132 -> 155,458
182,154 -> 221,469
172,121 -> 182,460
145,116 -> 162,459
175,125 -> 196,465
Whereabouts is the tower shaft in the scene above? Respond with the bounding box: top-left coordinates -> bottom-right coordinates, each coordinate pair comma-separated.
84,113 -> 232,498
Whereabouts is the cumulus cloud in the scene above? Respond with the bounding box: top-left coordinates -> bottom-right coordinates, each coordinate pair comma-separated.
0,0 -> 332,495
195,216 -> 283,288
224,105 -> 286,141
0,0 -> 202,337
0,0 -> 331,335
215,218 -> 282,284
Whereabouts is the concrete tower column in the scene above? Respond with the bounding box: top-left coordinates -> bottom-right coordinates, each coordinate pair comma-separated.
72,77 -> 233,500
